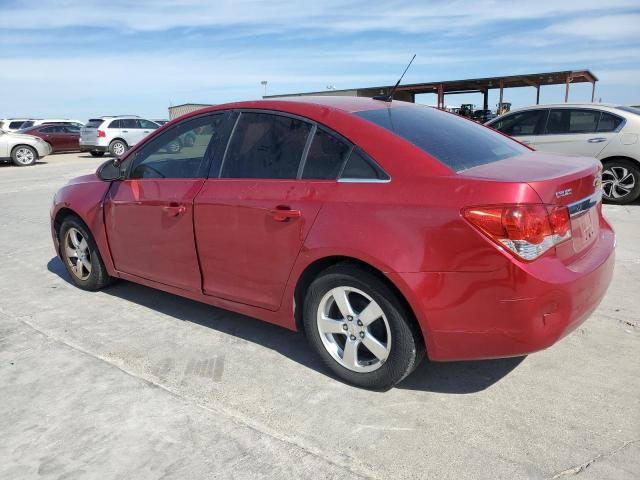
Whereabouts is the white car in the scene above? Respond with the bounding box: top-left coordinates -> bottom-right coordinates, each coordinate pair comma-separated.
19,118 -> 84,129
0,129 -> 52,166
80,116 -> 159,157
486,104 -> 640,203
0,118 -> 30,133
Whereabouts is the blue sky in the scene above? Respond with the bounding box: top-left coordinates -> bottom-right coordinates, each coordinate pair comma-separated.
1,0 -> 639,121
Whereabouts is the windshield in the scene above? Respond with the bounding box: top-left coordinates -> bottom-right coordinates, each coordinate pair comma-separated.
85,119 -> 104,128
355,105 -> 528,172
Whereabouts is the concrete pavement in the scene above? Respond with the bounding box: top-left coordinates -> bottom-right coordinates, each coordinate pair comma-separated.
0,153 -> 638,479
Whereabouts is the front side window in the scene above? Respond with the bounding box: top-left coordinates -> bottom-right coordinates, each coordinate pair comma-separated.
221,112 -> 311,179
490,110 -> 546,136
545,109 -> 599,134
302,128 -> 351,179
139,119 -> 159,129
356,106 -> 527,172
129,113 -> 225,179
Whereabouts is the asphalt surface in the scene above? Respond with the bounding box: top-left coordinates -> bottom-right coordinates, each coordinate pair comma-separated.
0,153 -> 638,480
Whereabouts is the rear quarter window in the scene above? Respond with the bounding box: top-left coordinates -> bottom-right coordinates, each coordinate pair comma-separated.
355,106 -> 527,172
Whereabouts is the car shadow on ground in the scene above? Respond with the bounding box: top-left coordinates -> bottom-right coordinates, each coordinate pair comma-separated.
47,257 -> 525,393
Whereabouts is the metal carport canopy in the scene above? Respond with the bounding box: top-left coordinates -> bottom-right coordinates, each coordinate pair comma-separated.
265,70 -> 598,109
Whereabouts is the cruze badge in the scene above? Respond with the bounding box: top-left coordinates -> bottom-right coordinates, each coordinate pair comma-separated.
555,188 -> 573,198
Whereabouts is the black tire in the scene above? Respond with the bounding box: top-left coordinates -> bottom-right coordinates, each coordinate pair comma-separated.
11,145 -> 38,166
58,215 -> 114,291
109,139 -> 128,157
303,263 -> 425,390
90,151 -> 105,157
602,158 -> 640,204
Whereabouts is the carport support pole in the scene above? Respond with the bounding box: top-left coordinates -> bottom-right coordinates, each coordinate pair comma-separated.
565,75 -> 570,102
536,85 -> 540,105
591,81 -> 596,102
498,80 -> 504,110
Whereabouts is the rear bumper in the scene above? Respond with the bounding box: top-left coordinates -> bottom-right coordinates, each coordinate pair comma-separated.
390,225 -> 615,361
80,145 -> 109,153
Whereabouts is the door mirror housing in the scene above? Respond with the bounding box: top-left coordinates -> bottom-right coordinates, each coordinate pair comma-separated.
97,159 -> 124,181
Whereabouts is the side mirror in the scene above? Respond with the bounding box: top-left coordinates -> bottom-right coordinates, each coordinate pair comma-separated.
97,159 -> 124,181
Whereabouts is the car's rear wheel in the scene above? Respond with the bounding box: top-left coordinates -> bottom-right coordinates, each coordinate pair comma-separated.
303,263 -> 424,390
90,151 -> 105,157
109,139 -> 127,157
602,159 -> 640,204
11,145 -> 37,166
59,216 -> 113,291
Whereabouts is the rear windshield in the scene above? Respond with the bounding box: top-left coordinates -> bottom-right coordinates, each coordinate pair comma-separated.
616,106 -> 640,116
85,119 -> 103,128
355,105 -> 528,172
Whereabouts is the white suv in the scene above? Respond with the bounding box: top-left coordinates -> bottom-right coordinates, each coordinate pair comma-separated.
19,119 -> 84,130
80,116 -> 159,157
486,104 -> 640,204
0,118 -> 30,133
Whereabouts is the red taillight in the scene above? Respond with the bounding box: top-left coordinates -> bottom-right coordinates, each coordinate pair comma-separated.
463,204 -> 571,261
97,130 -> 106,138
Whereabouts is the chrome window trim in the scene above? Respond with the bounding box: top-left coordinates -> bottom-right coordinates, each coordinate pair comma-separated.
567,190 -> 602,218
337,178 -> 391,184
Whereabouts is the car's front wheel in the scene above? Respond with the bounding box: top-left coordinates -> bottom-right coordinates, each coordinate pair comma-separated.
303,264 -> 424,390
602,159 -> 640,204
109,140 -> 127,157
59,216 -> 113,291
11,145 -> 38,166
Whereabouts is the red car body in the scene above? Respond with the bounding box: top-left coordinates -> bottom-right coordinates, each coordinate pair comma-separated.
22,124 -> 80,152
50,97 -> 615,361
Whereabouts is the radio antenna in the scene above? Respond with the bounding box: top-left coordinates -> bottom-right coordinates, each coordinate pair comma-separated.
373,54 -> 416,102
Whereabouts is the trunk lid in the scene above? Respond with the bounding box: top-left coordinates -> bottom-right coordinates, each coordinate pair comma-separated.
460,152 -> 602,262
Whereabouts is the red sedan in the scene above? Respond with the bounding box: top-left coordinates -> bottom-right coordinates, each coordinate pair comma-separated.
20,123 -> 81,152
50,97 -> 614,389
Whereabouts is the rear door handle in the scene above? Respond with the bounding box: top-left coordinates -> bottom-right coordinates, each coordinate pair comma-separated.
588,137 -> 607,143
268,206 -> 302,222
163,203 -> 186,217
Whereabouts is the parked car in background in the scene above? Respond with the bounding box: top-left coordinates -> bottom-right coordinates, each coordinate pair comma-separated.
19,118 -> 84,129
0,128 -> 51,166
486,104 -> 640,204
0,118 -> 30,132
80,116 -> 160,157
19,123 -> 80,153
51,97 -> 614,389
472,109 -> 496,123
153,119 -> 169,126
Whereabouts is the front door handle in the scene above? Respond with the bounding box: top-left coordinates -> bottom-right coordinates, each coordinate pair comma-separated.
122,130 -> 129,133
163,203 -> 186,217
588,137 -> 607,143
268,206 -> 302,222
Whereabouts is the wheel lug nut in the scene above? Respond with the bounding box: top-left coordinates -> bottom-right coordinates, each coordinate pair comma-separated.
359,331 -> 365,338
357,320 -> 363,326
347,315 -> 353,321
342,324 -> 348,331
350,335 -> 356,341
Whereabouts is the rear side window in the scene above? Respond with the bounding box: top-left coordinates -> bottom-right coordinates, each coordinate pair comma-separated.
302,128 -> 351,179
597,113 -> 623,132
340,149 -> 389,180
489,110 -> 546,136
355,106 -> 527,172
221,112 -> 311,179
546,109 -> 599,134
107,119 -> 121,129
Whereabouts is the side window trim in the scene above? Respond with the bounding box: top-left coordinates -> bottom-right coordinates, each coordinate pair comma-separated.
296,124 -> 317,179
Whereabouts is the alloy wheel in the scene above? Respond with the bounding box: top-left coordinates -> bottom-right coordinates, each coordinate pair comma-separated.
602,166 -> 636,200
112,142 -> 126,156
15,147 -> 35,165
316,286 -> 391,373
64,227 -> 92,280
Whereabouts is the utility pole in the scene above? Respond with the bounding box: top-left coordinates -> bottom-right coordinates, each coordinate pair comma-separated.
260,80 -> 268,97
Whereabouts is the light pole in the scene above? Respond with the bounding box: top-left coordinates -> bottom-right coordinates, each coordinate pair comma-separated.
260,80 -> 268,97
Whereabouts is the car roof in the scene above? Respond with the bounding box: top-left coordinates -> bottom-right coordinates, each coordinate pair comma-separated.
508,103 -> 622,112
